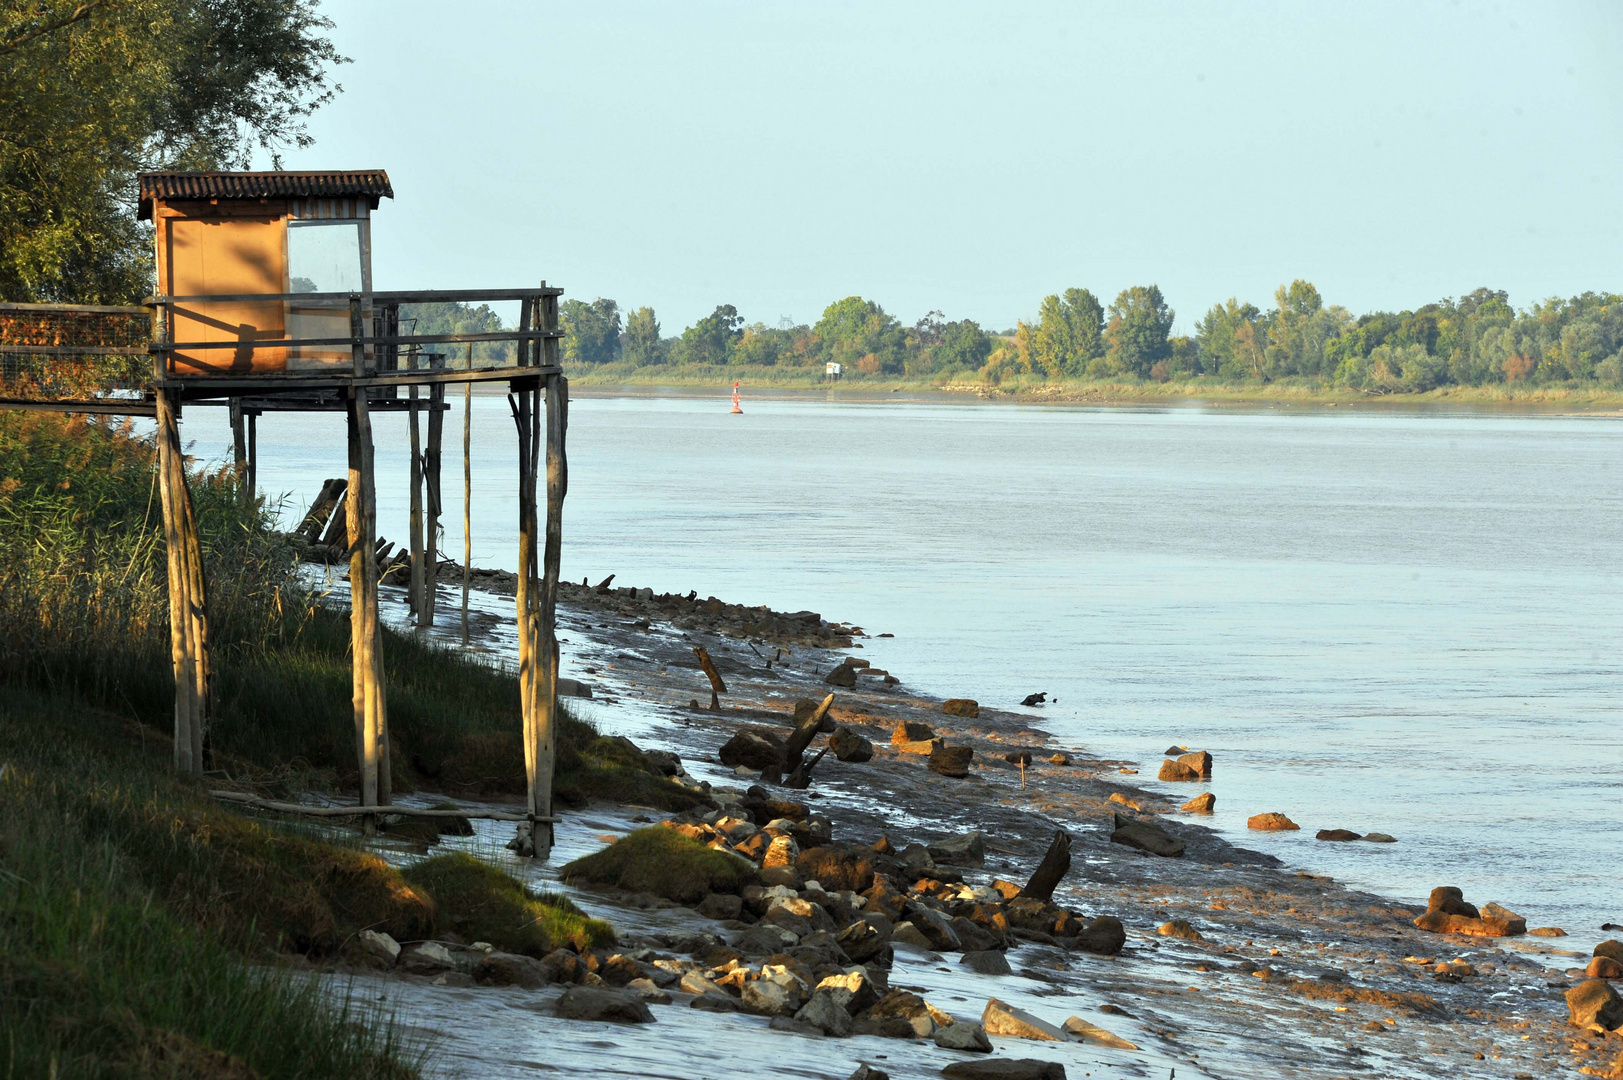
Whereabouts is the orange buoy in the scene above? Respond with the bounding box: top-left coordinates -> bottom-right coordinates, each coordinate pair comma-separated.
730,380 -> 743,414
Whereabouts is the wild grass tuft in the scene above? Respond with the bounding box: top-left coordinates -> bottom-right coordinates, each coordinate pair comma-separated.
401,852 -> 614,956
561,826 -> 759,905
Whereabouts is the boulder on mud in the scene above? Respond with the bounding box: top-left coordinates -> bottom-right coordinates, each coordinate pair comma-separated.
1109,814 -> 1185,858
929,744 -> 974,778
942,699 -> 980,718
1246,812 -> 1300,831
473,951 -> 548,989
892,720 -> 936,743
961,949 -> 1012,976
718,727 -> 787,772
981,996 -> 1065,1041
1048,753 -> 1071,766
1428,886 -> 1479,917
554,986 -> 655,1024
829,726 -> 874,762
1157,759 -> 1200,782
836,918 -> 891,963
356,929 -> 400,969
796,846 -> 876,892
825,660 -> 860,687
935,1021 -> 993,1052
1062,1016 -> 1137,1050
795,989 -> 855,1036
1157,919 -> 1204,941
942,1063 -> 1066,1080
863,990 -> 938,1038
928,831 -> 986,868
1412,910 -> 1526,937
1073,915 -> 1126,956
1180,792 -> 1215,814
1567,978 -> 1623,1031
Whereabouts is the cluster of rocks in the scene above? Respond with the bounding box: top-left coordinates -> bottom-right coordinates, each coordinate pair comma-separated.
1413,887 -> 1527,937
558,577 -> 862,647
824,656 -> 901,688
889,720 -> 976,778
718,712 -> 988,783
1156,749 -> 1211,782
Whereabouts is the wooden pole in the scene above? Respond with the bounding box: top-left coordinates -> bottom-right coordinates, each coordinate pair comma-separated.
229,398 -> 247,509
461,343 -> 472,646
407,348 -> 424,623
1018,829 -> 1073,904
424,352 -> 445,629
693,645 -> 727,710
245,409 -> 257,507
155,390 -> 200,775
536,365 -> 566,858
346,295 -> 387,819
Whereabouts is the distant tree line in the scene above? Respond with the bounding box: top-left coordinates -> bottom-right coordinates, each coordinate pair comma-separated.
556,282 -> 1623,391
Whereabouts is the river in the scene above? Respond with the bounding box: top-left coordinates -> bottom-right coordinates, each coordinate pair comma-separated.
177,389 -> 1623,935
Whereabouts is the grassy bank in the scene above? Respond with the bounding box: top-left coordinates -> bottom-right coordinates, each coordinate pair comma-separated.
563,362 -> 1623,409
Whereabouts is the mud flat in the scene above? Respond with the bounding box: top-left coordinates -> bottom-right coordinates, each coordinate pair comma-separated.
322,572 -> 1619,1080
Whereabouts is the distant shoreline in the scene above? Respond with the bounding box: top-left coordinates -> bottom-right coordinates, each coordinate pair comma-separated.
561,371 -> 1623,414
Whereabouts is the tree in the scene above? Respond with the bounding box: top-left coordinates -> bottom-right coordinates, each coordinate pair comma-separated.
622,306 -> 662,366
813,296 -> 906,374
1104,285 -> 1175,377
678,304 -> 743,366
401,301 -> 510,364
1263,280 -> 1348,379
1195,298 -> 1263,379
0,0 -> 345,302
933,319 -> 991,372
560,298 -> 621,364
1031,288 -> 1104,377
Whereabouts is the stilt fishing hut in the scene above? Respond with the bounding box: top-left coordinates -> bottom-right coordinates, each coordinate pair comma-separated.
0,170 -> 568,858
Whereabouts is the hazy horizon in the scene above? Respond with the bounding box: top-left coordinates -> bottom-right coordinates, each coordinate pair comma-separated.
262,1 -> 1623,333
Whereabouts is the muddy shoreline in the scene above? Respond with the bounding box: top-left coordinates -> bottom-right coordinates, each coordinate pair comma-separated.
330,569 -> 1616,1079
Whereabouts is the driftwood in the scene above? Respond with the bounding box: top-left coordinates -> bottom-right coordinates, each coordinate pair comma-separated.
693,645 -> 727,710
594,573 -> 615,592
785,747 -> 829,790
211,790 -> 558,822
780,693 -> 834,788
1018,829 -> 1072,903
296,478 -> 346,542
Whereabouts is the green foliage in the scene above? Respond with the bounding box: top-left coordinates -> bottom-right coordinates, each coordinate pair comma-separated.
675,303 -> 743,365
1032,288 -> 1105,376
814,295 -> 906,374
402,853 -> 614,956
0,0 -> 344,302
0,689 -> 420,1079
621,305 -> 663,366
561,297 -> 622,364
933,318 -> 993,373
1105,284 -> 1176,377
400,300 -> 513,365
561,826 -> 759,905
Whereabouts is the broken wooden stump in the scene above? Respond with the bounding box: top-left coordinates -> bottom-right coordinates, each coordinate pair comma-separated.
296,477 -> 347,542
693,645 -> 727,710
1018,829 -> 1071,904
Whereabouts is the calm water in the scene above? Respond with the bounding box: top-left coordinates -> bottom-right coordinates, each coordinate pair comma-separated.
179,392 -> 1623,937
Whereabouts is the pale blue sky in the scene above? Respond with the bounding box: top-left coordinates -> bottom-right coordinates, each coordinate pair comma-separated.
272,1 -> 1622,333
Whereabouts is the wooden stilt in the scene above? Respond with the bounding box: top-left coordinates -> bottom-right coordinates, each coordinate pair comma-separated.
423,352 -> 445,629
461,344 -> 473,647
156,389 -> 203,775
229,398 -> 247,508
347,295 -> 388,818
245,410 -> 257,510
407,349 -> 425,623
533,288 -> 566,859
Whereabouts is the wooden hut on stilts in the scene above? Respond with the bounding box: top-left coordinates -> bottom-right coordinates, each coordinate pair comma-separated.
0,170 -> 568,858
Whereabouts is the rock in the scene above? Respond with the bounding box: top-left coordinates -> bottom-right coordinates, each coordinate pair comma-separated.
897,737 -> 943,756
893,720 -> 937,744
817,968 -> 880,1013
1176,750 -> 1212,778
848,1067 -> 890,1080
554,986 -> 656,1024
644,749 -> 681,776
961,950 -> 1012,976
1157,759 -> 1200,782
1061,1016 -> 1138,1050
429,971 -> 474,987
990,880 -> 1022,900
1047,753 -> 1071,766
398,941 -> 459,975
906,906 -> 963,951
767,1015 -> 824,1037
1529,926 -> 1568,937
1157,919 -> 1204,941
866,990 -> 938,1037
1021,693 -> 1047,706
718,727 -> 787,772
829,726 -> 875,762
356,929 -> 400,968
1072,915 -> 1126,956
891,921 -> 936,951
941,1063 -> 1066,1080
698,893 -> 744,920
1247,812 -> 1300,831
1595,941 -> 1623,963
1361,832 -> 1397,843
1181,792 -> 1215,814
942,699 -> 980,718
1004,750 -> 1034,766
625,977 -> 672,1004
1412,910 -> 1526,937
679,971 -> 728,996
1588,957 -> 1623,979
1427,886 -> 1478,917
928,831 -> 986,868
935,1021 -> 992,1052
981,996 -> 1065,1041
473,951 -> 548,989
929,745 -> 974,778
1316,829 -> 1361,841
1106,793 -> 1140,810
795,989 -> 856,1036
742,978 -> 801,1017
836,918 -> 891,963
763,835 -> 800,870
596,953 -> 647,988
825,662 -> 858,687
557,677 -> 594,699
796,847 -> 876,892
793,698 -> 837,731
690,993 -> 740,1012
1567,979 -> 1623,1031
1109,814 -> 1186,858
1481,902 -> 1523,922
540,948 -> 585,984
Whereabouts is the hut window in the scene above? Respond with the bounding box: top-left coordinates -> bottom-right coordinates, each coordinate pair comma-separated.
287,220 -> 363,293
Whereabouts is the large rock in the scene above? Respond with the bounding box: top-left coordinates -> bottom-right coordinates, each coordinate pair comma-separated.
865,990 -> 938,1038
1180,792 -> 1215,814
1072,916 -> 1126,955
1246,812 -> 1299,831
893,721 -> 937,745
836,918 -> 891,963
1412,909 -> 1526,937
718,727 -> 787,772
1156,759 -> 1200,782
1176,750 -> 1212,778
935,1021 -> 992,1052
942,699 -> 980,718
473,951 -> 549,989
554,986 -> 655,1023
1157,919 -> 1203,941
763,834 -> 800,870
1427,886 -> 1479,917
928,831 -> 986,868
1062,1016 -> 1137,1050
961,950 -> 1012,976
1567,979 -> 1623,1031
817,968 -> 881,1013
1109,814 -> 1185,858
793,698 -> 838,732
906,905 -> 963,952
795,989 -> 855,1036
356,929 -> 400,968
829,726 -> 875,762
697,892 -> 744,921
1588,957 -> 1623,979
797,846 -> 876,892
1315,829 -> 1361,841
929,745 -> 974,778
398,941 -> 462,975
981,997 -> 1065,1041
825,661 -> 859,687
1595,940 -> 1623,964
942,1063 -> 1066,1080
742,978 -> 801,1017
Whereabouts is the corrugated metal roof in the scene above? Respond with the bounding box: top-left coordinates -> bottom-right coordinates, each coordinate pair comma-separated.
138,171 -> 393,219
